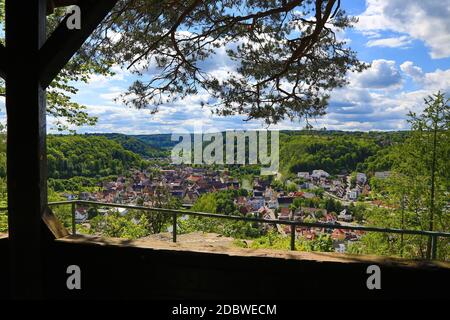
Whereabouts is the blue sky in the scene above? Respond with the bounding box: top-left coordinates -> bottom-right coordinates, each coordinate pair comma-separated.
3,0 -> 450,134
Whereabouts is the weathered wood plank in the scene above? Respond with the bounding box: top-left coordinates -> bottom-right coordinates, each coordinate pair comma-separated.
43,208 -> 70,239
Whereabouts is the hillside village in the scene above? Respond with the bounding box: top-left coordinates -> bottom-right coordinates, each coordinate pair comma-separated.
68,166 -> 392,253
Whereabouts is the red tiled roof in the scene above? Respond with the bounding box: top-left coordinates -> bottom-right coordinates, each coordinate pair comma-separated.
187,175 -> 203,182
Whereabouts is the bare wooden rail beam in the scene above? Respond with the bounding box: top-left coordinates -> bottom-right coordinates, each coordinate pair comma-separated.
39,0 -> 119,88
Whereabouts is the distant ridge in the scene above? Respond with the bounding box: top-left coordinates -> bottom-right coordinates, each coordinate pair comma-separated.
85,133 -> 168,158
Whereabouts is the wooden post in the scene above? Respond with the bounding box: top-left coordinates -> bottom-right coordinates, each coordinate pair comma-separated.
430,235 -> 438,260
72,202 -> 77,235
5,0 -> 48,299
290,224 -> 296,251
172,213 -> 177,243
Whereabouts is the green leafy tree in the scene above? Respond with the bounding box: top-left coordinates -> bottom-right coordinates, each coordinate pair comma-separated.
280,134 -> 380,175
134,185 -> 181,234
47,135 -> 145,179
48,188 -> 73,229
404,92 -> 449,257
303,233 -> 333,252
77,0 -> 366,124
192,193 -> 217,214
394,92 -> 450,259
286,182 -> 298,193
249,231 -> 333,252
347,206 -> 416,257
350,92 -> 450,260
180,191 -> 260,238
89,212 -> 148,239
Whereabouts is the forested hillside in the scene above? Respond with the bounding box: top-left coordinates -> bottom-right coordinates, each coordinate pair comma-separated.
0,131 -> 407,182
278,131 -> 406,176
130,131 -> 406,176
88,133 -> 167,158
134,134 -> 177,150
47,135 -> 145,179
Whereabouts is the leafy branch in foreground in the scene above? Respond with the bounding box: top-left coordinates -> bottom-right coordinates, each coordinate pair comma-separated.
351,92 -> 450,260
82,0 -> 367,124
0,3 -> 113,132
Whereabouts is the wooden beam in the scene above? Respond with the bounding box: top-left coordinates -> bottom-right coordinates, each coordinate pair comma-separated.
0,44 -> 6,79
39,0 -> 119,88
5,0 -> 48,299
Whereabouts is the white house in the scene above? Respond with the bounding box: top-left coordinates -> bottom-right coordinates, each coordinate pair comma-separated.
63,193 -> 77,201
264,188 -> 274,199
267,199 -> 279,209
338,209 -> 353,222
75,208 -> 89,223
303,192 -> 316,199
299,182 -> 312,189
111,207 -> 129,216
248,197 -> 265,211
336,243 -> 346,253
311,170 -> 330,179
356,172 -> 367,185
348,188 -> 360,201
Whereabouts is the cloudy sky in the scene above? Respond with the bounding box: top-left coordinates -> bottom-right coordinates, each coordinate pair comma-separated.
4,0 -> 450,134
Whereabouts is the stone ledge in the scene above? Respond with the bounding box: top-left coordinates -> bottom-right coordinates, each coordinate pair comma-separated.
56,234 -> 450,270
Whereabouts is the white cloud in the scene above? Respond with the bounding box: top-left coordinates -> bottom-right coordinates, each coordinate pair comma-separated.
422,69 -> 450,91
67,58 -> 447,133
357,0 -> 450,58
98,86 -> 125,103
366,36 -> 413,49
400,61 -> 450,91
48,16 -> 450,135
400,61 -> 424,80
84,65 -> 130,87
351,59 -> 402,89
309,60 -> 450,131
